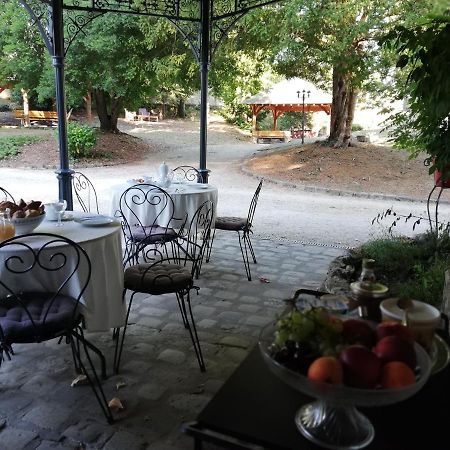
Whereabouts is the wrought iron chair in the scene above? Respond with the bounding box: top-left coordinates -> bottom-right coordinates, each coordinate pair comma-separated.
206,180 -> 263,281
113,200 -> 214,374
0,233 -> 113,423
115,184 -> 186,266
72,171 -> 100,214
172,165 -> 201,183
0,187 -> 15,203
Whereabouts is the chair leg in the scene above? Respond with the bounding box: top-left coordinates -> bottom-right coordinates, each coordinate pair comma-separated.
113,290 -> 135,374
205,228 -> 216,263
245,231 -> 257,264
77,327 -> 107,379
70,330 -> 114,424
238,231 -> 252,281
176,292 -> 189,329
177,290 -> 205,372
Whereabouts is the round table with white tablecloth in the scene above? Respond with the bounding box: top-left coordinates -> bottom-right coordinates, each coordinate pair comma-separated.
109,182 -> 218,227
0,213 -> 126,332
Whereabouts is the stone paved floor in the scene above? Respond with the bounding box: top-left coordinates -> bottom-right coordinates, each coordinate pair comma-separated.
0,233 -> 344,450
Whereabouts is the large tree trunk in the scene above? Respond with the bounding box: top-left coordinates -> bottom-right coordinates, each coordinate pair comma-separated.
177,98 -> 186,118
94,89 -> 121,132
329,69 -> 357,148
21,88 -> 30,127
83,90 -> 92,123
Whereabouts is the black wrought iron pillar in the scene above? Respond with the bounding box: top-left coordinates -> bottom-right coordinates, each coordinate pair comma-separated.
51,0 -> 73,208
198,0 -> 210,184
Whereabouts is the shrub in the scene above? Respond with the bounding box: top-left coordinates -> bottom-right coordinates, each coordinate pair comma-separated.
66,123 -> 97,159
349,233 -> 450,308
0,135 -> 42,160
352,123 -> 364,132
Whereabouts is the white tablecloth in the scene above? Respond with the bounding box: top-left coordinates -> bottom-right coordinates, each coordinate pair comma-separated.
0,213 -> 125,332
109,182 -> 218,227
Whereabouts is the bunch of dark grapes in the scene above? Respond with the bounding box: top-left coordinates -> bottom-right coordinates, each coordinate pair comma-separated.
273,340 -> 319,374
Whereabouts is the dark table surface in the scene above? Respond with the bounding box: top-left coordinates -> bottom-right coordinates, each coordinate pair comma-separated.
191,343 -> 450,450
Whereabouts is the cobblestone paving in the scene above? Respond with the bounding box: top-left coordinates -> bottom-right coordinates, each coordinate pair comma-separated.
0,234 -> 343,450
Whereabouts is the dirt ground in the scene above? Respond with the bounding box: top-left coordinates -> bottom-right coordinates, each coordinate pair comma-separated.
0,111 -> 434,199
244,143 -> 433,199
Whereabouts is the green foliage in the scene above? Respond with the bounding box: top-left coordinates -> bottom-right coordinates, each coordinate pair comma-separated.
352,124 -> 364,132
382,15 -> 450,176
65,123 -> 97,159
351,233 -> 450,308
0,135 -> 42,160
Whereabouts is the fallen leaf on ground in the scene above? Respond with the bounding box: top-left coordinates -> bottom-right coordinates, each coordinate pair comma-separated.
108,397 -> 124,412
71,374 -> 89,387
116,381 -> 127,390
259,277 -> 270,283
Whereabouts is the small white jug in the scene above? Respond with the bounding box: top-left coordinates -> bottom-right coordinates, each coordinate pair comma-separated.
158,161 -> 169,181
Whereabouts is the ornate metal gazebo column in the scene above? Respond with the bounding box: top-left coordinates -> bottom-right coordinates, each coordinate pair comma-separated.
19,0 -> 281,198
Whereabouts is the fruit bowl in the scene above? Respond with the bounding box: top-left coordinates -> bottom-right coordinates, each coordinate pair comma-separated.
11,213 -> 46,235
259,322 -> 432,449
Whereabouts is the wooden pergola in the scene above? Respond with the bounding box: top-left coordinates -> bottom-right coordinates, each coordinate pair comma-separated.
244,78 -> 332,139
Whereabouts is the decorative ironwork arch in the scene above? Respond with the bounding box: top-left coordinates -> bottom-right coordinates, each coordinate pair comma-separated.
18,0 -> 282,206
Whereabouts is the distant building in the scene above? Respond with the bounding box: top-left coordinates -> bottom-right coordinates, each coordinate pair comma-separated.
186,91 -> 224,108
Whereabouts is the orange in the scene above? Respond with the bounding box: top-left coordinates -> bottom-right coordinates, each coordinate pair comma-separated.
307,356 -> 343,385
380,361 -> 416,388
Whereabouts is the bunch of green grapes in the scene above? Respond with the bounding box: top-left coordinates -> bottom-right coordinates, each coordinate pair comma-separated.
274,307 -> 343,355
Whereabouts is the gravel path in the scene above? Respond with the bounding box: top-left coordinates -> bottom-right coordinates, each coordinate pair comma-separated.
1,116 -> 447,248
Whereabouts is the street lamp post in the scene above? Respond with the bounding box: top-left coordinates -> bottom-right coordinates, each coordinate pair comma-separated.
297,89 -> 311,145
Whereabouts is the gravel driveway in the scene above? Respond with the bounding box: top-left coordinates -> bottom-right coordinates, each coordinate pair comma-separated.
1,116 -> 447,248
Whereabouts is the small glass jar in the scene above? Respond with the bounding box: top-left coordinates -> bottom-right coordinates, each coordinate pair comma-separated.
0,208 -> 16,241
359,258 -> 376,286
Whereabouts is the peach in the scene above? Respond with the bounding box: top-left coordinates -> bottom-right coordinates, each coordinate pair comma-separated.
307,356 -> 343,385
340,345 -> 381,388
374,335 -> 417,369
380,361 -> 416,388
342,319 -> 375,348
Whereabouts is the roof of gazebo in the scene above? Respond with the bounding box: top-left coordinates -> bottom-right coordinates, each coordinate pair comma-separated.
243,78 -> 332,107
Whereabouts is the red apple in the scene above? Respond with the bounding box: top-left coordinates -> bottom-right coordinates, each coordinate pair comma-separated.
342,319 -> 375,348
374,335 -> 417,369
339,345 -> 381,388
376,321 -> 414,344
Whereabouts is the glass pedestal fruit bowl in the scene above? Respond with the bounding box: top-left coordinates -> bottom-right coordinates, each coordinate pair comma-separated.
259,322 -> 432,450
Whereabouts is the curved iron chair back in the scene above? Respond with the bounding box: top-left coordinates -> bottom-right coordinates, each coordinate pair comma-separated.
117,184 -> 186,265
72,171 -> 100,214
0,233 -> 90,339
246,179 -> 263,231
0,232 -> 113,423
172,165 -> 201,183
0,187 -> 15,204
177,200 -> 214,278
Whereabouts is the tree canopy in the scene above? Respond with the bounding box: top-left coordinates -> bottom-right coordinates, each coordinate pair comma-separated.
382,11 -> 450,175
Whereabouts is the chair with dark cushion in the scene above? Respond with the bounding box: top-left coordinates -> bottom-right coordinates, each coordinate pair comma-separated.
113,200 -> 214,374
206,180 -> 263,281
172,165 -> 201,183
116,183 -> 186,266
72,171 -> 100,214
0,187 -> 15,204
0,233 -> 113,423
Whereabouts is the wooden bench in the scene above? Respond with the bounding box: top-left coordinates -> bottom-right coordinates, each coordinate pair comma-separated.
14,109 -> 72,126
252,130 -> 291,144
